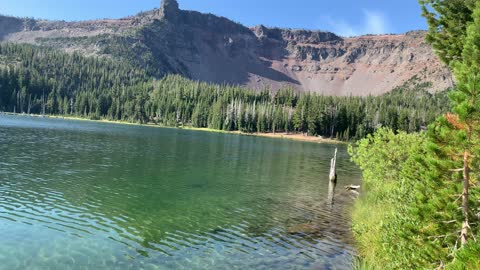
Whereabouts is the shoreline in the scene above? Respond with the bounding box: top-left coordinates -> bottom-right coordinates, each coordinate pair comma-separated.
1,112 -> 344,144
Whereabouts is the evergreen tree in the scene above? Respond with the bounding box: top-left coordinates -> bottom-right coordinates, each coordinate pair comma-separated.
420,0 -> 477,65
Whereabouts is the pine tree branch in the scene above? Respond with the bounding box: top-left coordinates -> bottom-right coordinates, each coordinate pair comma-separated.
428,235 -> 448,239
470,231 -> 477,242
454,194 -> 463,204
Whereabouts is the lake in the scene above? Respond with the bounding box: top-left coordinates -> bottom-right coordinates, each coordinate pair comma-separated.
0,115 -> 362,270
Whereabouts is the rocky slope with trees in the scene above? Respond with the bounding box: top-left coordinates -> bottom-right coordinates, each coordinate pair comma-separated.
0,0 -> 453,95
0,43 -> 448,140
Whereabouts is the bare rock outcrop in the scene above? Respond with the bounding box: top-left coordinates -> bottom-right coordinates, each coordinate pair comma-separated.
159,0 -> 180,21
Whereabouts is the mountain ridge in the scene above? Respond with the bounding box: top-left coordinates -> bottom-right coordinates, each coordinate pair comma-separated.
0,0 -> 453,95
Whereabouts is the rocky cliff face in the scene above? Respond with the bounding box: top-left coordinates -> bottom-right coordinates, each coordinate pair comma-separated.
0,0 -> 453,95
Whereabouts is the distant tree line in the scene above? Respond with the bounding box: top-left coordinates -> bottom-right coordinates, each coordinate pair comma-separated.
0,43 -> 449,140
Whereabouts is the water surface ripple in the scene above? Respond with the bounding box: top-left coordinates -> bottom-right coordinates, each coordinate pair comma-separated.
0,115 -> 361,270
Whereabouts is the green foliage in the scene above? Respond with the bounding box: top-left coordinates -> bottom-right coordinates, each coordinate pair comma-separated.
452,0 -> 480,124
420,0 -> 477,65
353,2 -> 480,267
349,129 -> 445,269
424,0 -> 480,264
447,241 -> 480,270
349,127 -> 479,269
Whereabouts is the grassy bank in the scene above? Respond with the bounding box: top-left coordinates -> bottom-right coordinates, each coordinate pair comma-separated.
349,128 -> 480,269
1,112 -> 343,144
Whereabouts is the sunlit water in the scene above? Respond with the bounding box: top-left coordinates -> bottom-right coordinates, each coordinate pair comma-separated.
0,115 -> 362,270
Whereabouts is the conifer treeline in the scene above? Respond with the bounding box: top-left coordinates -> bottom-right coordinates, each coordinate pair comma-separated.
0,43 -> 449,140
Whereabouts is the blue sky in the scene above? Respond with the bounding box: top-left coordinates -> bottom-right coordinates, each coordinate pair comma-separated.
0,0 -> 427,36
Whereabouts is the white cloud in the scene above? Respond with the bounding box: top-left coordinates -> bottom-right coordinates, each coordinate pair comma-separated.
321,10 -> 390,37
363,10 -> 388,34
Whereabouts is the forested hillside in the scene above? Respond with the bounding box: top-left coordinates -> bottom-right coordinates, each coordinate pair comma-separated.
0,45 -> 447,140
0,44 -> 449,140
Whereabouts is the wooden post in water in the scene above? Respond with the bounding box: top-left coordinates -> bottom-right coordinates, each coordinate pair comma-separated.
329,148 -> 337,182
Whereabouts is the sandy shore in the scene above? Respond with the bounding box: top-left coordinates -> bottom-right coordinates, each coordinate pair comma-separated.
180,127 -> 342,144
2,113 -> 343,144
243,131 -> 341,144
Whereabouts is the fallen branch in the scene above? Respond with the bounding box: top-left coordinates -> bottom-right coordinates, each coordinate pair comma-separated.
345,185 -> 361,191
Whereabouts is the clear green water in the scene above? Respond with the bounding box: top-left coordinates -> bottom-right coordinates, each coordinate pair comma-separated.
0,115 -> 362,270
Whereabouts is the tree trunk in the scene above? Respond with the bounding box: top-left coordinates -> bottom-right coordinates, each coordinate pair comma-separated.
461,150 -> 470,246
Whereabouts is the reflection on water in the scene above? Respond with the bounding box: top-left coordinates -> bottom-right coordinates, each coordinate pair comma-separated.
0,115 -> 362,270
327,180 -> 337,208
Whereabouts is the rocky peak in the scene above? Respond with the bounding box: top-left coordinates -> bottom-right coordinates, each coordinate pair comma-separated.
160,0 -> 180,21
254,25 -> 269,38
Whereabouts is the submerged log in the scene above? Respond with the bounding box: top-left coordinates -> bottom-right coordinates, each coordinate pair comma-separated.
287,223 -> 320,235
329,148 -> 338,182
